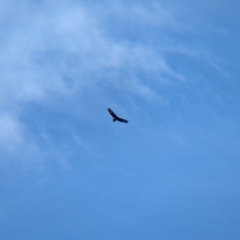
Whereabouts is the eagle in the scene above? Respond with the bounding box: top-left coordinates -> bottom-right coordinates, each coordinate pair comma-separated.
107,108 -> 128,123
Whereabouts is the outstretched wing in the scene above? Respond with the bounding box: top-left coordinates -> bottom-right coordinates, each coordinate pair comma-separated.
107,108 -> 118,119
117,118 -> 128,123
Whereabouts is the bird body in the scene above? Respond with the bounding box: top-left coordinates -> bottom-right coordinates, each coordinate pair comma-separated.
107,108 -> 128,123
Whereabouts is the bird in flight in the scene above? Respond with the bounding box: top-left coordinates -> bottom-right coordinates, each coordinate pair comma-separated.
107,108 -> 128,123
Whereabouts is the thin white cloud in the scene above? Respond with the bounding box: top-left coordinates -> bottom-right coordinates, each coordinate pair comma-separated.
0,113 -> 23,149
0,0 -> 217,159
72,133 -> 97,158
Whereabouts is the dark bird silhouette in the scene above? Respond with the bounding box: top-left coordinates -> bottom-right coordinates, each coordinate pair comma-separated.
107,108 -> 128,123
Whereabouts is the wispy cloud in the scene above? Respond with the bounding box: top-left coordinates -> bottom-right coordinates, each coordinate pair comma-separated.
0,113 -> 23,149
1,0 -> 233,161
0,1 -> 181,149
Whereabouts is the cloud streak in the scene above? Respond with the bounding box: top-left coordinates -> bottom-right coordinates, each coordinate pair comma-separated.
0,0 -> 233,161
0,1 -> 182,150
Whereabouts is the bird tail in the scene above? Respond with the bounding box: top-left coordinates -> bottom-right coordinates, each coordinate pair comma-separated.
113,118 -> 117,122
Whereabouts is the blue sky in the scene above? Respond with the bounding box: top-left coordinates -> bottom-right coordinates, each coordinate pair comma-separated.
0,0 -> 239,239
